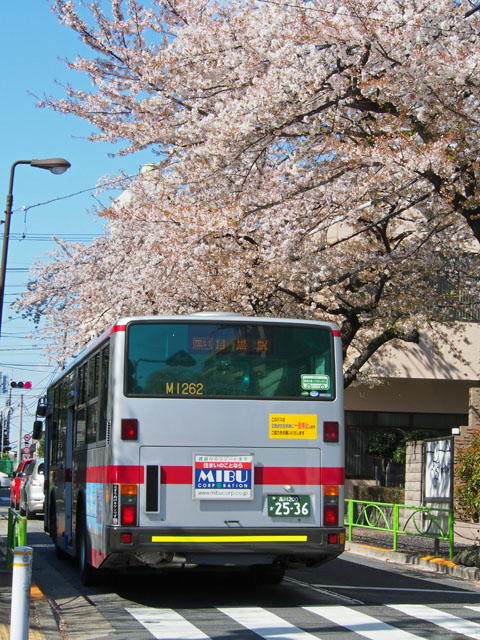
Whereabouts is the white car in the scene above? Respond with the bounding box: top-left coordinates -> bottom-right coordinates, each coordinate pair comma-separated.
19,458 -> 45,519
0,471 -> 11,488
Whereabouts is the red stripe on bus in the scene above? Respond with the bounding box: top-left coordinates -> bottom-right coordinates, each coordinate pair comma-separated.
255,466 -> 344,485
86,465 -> 145,484
110,324 -> 127,334
161,466 -> 192,484
83,465 -> 344,485
90,546 -> 107,569
161,466 -> 344,485
86,323 -> 127,354
333,329 -> 341,337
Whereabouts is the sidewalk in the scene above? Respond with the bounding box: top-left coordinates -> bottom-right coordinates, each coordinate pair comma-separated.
345,522 -> 480,583
0,531 -> 63,640
0,522 -> 479,639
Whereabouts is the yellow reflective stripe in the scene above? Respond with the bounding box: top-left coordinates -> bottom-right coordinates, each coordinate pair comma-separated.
151,535 -> 308,543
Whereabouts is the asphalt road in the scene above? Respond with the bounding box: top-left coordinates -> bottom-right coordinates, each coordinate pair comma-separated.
2,489 -> 480,639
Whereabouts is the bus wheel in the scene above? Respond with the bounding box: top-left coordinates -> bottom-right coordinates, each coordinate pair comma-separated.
77,510 -> 97,586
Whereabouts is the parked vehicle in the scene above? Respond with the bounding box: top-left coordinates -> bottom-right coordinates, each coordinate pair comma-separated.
0,471 -> 10,488
19,458 -> 44,519
9,458 -> 34,509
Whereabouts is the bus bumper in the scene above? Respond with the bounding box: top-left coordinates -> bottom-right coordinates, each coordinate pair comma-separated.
101,526 -> 345,570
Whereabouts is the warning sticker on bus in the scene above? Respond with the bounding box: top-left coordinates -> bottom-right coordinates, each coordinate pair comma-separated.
269,414 -> 317,439
193,455 -> 254,500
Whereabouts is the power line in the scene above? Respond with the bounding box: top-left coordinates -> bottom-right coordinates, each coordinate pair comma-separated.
12,170 -> 142,215
9,233 -> 102,243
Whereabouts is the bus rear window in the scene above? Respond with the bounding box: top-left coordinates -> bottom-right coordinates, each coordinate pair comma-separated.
126,322 -> 334,399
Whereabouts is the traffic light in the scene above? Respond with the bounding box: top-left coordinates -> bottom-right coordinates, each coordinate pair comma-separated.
10,381 -> 32,389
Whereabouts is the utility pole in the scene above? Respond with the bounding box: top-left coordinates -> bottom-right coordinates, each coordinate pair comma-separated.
5,386 -> 11,459
16,394 -> 23,464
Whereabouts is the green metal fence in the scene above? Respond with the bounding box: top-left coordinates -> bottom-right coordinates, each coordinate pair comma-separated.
345,499 -> 454,559
6,507 -> 27,571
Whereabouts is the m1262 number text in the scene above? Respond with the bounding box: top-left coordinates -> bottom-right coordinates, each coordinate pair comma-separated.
165,382 -> 204,395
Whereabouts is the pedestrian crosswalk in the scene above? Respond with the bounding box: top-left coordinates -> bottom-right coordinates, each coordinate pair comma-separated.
126,603 -> 480,639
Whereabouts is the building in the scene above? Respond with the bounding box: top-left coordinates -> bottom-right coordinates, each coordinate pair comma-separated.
344,322 -> 479,492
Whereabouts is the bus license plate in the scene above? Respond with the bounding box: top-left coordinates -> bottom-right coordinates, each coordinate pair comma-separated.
267,495 -> 311,517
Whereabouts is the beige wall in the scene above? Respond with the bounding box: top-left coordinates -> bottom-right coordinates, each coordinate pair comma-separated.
345,322 -> 479,415
362,323 -> 480,381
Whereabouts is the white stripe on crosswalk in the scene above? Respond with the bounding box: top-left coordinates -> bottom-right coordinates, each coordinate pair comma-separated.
126,604 -> 480,640
126,607 -> 210,639
304,605 -> 423,639
218,607 -> 320,639
389,604 -> 480,639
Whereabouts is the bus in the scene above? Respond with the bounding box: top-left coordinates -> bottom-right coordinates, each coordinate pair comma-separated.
41,313 -> 345,584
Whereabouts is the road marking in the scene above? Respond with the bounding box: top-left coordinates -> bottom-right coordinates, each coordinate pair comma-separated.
312,583 -> 474,594
285,576 -> 364,605
127,608 -> 210,639
218,607 -> 319,639
305,605 -> 423,639
389,604 -> 480,639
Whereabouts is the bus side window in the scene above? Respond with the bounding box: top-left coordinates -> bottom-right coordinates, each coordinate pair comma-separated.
55,381 -> 68,467
86,352 -> 100,444
98,345 -> 110,442
51,386 -> 60,465
75,363 -> 87,447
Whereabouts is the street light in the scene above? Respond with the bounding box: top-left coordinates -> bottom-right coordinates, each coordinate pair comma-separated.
0,158 -> 71,338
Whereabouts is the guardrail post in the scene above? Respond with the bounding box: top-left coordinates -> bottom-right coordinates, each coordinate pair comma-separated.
449,509 -> 454,559
393,504 -> 399,551
10,546 -> 33,640
6,508 -> 27,571
347,499 -> 353,541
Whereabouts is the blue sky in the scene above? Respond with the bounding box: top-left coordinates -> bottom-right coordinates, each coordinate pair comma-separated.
1,1 -> 153,453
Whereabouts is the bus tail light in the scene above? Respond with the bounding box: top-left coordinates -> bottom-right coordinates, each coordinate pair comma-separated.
323,485 -> 339,527
324,505 -> 338,526
121,505 -> 136,526
121,418 -> 138,440
120,484 -> 137,526
323,421 -> 339,442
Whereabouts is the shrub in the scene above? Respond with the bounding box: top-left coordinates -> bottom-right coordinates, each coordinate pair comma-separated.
456,429 -> 480,522
353,485 -> 405,504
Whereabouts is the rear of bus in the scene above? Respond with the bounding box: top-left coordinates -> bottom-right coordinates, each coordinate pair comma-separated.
101,313 -> 345,578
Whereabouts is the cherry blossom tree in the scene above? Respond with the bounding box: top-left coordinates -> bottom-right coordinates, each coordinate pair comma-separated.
17,0 -> 480,384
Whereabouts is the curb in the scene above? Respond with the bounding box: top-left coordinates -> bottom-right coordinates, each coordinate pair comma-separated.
345,540 -> 480,581
0,536 -> 60,640
0,568 -> 54,640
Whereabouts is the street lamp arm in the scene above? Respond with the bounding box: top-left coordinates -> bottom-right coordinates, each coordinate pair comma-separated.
0,157 -> 71,341
5,161 -> 31,213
